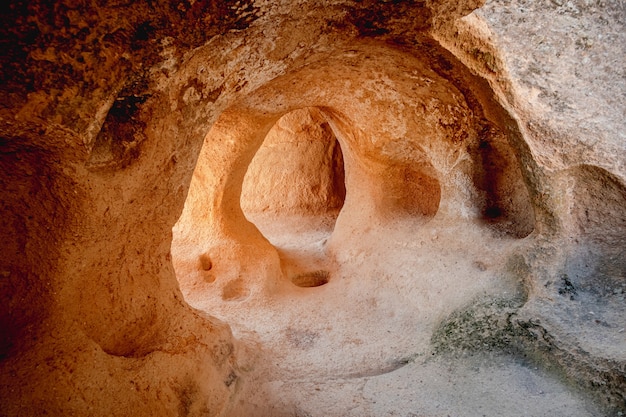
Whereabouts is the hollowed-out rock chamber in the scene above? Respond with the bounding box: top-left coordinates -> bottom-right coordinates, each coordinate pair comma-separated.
1,1 -> 624,416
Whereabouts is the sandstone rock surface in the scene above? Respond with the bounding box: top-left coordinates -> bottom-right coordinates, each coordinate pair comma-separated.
1,1 -> 624,416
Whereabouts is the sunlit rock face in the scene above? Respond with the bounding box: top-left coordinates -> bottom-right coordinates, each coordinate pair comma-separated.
1,1 -> 624,416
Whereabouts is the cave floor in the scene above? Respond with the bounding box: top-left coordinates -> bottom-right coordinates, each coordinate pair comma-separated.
232,351 -> 604,417
173,213 -> 608,416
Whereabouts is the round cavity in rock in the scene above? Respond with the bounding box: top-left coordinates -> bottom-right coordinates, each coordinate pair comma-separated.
202,271 -> 216,284
291,270 -> 330,288
198,253 -> 213,271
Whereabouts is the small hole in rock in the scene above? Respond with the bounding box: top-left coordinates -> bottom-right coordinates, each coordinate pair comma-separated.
198,253 -> 213,271
291,270 -> 330,288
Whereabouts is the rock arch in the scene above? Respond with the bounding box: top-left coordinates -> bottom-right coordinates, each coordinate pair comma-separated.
2,1 -> 623,415
172,38 -> 535,300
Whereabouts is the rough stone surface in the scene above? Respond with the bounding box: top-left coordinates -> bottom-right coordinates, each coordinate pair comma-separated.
241,107 -> 346,217
1,0 -> 624,416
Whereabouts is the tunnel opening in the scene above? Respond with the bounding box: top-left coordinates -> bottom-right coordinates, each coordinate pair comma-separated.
169,39 -> 538,306
241,107 -> 346,288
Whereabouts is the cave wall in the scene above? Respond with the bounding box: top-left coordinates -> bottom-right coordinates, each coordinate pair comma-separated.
1,0 -> 624,415
241,107 -> 346,217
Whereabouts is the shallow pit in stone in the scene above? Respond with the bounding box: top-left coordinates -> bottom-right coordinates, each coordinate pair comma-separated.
222,279 -> 250,301
291,269 -> 330,287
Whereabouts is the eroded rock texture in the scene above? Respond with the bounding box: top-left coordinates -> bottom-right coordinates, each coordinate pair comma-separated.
241,108 -> 346,217
1,1 -> 624,416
